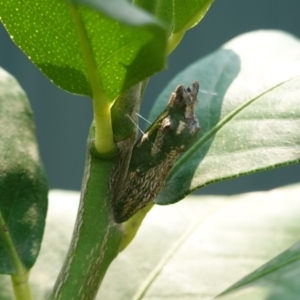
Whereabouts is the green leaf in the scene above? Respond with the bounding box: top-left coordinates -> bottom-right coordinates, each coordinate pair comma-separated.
172,0 -> 214,33
0,67 -> 48,274
6,183 -> 300,299
149,30 -> 300,205
0,0 -> 167,100
134,0 -> 214,53
134,0 -> 173,30
216,240 -> 300,300
134,0 -> 213,33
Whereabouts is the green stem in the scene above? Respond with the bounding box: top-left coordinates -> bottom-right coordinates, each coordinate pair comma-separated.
49,128 -> 123,300
119,203 -> 154,252
0,211 -> 32,300
93,101 -> 115,153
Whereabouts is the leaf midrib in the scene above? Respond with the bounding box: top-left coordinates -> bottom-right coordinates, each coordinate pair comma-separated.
130,200 -> 226,300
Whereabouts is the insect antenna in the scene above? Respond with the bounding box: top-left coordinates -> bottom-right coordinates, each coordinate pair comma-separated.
126,113 -> 163,153
199,89 -> 217,96
136,112 -> 152,125
126,114 -> 147,137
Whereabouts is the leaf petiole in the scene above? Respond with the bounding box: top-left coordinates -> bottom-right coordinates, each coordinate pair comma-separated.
0,211 -> 32,300
68,1 -> 115,154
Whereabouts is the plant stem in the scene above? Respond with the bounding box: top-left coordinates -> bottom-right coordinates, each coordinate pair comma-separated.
93,98 -> 115,153
119,203 -> 154,252
0,211 -> 32,300
49,129 -> 123,300
11,274 -> 32,300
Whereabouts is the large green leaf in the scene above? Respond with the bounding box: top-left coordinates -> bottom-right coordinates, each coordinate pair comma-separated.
0,0 -> 167,100
0,67 -> 48,274
1,183 -> 299,299
149,30 -> 300,205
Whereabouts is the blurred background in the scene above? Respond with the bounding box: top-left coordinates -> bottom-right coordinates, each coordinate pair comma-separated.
0,0 -> 299,193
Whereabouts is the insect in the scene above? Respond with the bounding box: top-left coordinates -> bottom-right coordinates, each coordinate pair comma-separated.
113,81 -> 200,223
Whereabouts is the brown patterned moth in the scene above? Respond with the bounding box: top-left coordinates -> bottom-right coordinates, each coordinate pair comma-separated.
113,81 -> 200,223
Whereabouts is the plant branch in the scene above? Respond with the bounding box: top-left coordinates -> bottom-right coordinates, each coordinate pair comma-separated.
49,127 -> 122,300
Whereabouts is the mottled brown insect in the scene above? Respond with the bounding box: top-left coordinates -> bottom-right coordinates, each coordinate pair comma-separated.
113,81 -> 200,223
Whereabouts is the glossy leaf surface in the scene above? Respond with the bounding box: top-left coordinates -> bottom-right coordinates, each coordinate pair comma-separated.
134,0 -> 173,30
149,30 -> 300,205
173,0 -> 214,33
0,0 -> 167,100
134,0 -> 214,33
